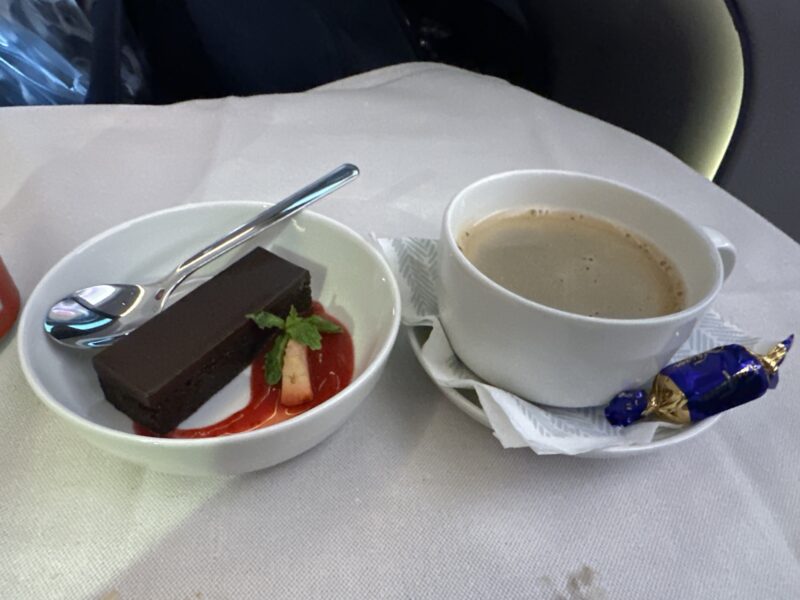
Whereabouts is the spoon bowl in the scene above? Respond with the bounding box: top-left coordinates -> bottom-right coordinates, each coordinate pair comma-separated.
45,283 -> 162,348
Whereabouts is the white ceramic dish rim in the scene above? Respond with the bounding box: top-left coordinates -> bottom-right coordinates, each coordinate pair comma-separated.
406,327 -> 720,457
18,201 -> 402,448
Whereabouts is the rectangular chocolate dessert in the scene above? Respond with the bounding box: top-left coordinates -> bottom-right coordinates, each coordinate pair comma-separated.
92,247 -> 311,434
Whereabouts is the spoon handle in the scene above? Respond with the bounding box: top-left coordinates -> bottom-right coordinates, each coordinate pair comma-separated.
164,163 -> 359,295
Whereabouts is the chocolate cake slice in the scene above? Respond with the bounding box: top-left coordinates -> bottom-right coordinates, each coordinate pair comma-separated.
92,247 -> 311,434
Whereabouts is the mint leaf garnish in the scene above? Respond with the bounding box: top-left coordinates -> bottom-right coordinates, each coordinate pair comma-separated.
264,332 -> 289,385
247,305 -> 342,385
308,314 -> 342,334
247,311 -> 285,330
284,305 -> 302,329
287,320 -> 322,350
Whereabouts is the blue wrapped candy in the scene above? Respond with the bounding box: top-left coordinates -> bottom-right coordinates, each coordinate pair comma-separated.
605,335 -> 794,426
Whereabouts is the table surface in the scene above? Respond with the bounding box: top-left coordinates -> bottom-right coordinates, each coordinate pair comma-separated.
1,63 -> 798,600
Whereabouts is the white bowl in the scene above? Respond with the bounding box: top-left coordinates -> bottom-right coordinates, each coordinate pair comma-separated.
18,202 -> 401,476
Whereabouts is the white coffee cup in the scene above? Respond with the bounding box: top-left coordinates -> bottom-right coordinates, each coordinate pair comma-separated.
438,170 -> 736,408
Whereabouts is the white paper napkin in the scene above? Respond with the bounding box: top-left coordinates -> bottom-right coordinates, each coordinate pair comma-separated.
377,237 -> 759,455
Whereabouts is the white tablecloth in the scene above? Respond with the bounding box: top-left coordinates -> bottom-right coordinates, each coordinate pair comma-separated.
1,63 -> 798,599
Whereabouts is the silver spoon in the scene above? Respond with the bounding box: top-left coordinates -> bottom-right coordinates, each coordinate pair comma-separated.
44,163 -> 359,349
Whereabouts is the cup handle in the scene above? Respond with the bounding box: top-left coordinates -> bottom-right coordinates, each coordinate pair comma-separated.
702,226 -> 736,281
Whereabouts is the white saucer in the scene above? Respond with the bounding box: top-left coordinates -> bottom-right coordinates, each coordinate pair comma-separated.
407,326 -> 721,458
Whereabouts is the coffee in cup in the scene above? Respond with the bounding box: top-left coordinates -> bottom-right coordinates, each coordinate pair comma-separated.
457,209 -> 687,319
